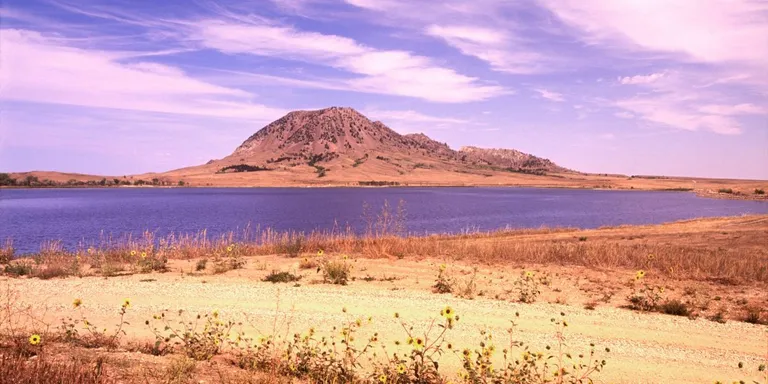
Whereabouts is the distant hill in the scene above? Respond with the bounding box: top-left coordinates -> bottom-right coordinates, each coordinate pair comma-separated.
197,107 -> 567,176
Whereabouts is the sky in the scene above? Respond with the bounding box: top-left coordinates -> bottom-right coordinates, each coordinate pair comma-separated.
0,0 -> 767,179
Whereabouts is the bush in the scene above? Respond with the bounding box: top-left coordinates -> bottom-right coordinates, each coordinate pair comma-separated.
578,236 -> 588,242
658,299 -> 690,317
276,237 -> 303,258
626,271 -> 664,311
4,261 -> 34,277
263,271 -> 301,283
195,259 -> 208,271
755,189 -> 765,195
742,307 -> 765,324
513,271 -> 541,303
0,239 -> 13,264
320,257 -> 351,285
432,264 -> 453,294
148,310 -> 234,361
718,188 -> 734,194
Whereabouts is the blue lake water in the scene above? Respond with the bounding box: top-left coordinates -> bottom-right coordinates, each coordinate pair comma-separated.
2,187 -> 767,254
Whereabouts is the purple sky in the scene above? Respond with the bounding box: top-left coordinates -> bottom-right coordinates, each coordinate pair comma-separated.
1,0 -> 766,179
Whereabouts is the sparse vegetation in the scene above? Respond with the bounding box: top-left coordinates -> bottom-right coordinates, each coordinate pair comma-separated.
319,256 -> 352,285
755,189 -> 766,195
658,299 -> 691,317
718,188 -> 734,194
262,270 -> 301,283
513,271 -> 541,303
217,164 -> 270,173
359,180 -> 400,186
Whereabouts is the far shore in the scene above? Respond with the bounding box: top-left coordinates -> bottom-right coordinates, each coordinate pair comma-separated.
2,182 -> 767,202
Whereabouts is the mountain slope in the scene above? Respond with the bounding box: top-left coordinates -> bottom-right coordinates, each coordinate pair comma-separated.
162,107 -> 572,185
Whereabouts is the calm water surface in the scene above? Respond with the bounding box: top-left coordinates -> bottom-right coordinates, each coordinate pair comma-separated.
2,187 -> 767,254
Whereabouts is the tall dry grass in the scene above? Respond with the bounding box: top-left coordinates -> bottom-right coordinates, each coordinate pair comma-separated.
5,203 -> 767,283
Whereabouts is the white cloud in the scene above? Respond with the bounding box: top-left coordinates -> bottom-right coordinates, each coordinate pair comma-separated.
615,96 -> 742,135
537,0 -> 768,67
614,111 -> 634,119
194,20 -> 506,103
619,73 -> 664,85
362,108 -> 468,125
534,89 -> 565,102
537,0 -> 768,135
698,103 -> 766,115
426,24 -> 548,74
0,29 -> 287,120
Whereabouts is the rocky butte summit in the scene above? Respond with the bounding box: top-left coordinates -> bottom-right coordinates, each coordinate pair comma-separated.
166,107 -> 571,185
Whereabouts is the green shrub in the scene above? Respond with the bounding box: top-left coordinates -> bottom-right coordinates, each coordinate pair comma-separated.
718,188 -> 734,194
263,271 -> 301,283
755,189 -> 765,195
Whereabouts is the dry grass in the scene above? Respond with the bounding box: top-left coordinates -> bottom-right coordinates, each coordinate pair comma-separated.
0,353 -> 111,384
5,215 -> 768,283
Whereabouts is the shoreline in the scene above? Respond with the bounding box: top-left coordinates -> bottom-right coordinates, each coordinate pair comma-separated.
2,183 -> 767,202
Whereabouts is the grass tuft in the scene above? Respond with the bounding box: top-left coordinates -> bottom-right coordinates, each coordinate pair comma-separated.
263,271 -> 302,283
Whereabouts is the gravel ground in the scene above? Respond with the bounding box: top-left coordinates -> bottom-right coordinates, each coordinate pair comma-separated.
4,266 -> 766,384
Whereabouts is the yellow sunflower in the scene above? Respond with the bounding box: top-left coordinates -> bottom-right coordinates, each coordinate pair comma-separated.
379,374 -> 387,383
73,298 -> 82,308
317,249 -> 324,256
123,298 -> 131,308
396,364 -> 406,374
442,306 -> 454,319
130,250 -> 137,256
414,337 -> 424,350
29,334 -> 41,345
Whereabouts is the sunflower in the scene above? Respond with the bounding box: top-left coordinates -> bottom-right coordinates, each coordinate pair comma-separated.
396,364 -> 406,374
413,337 -> 424,350
525,271 -> 534,278
130,250 -> 137,256
213,310 -> 219,318
462,348 -> 471,358
635,270 -> 646,280
29,334 -> 41,345
317,249 -> 324,256
378,374 -> 387,383
73,298 -> 82,308
406,336 -> 414,345
226,245 -> 234,253
140,252 -> 147,259
442,306 -> 454,319
123,298 -> 131,308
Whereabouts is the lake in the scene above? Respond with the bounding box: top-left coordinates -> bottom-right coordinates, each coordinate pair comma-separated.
2,187 -> 767,254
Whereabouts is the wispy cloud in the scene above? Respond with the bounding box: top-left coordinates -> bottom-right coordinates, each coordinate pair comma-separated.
619,73 -> 664,85
425,24 -> 548,74
0,29 -> 286,120
193,20 -> 506,102
535,89 -> 565,102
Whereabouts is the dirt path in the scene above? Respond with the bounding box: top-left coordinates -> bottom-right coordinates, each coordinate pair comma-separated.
5,261 -> 766,384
